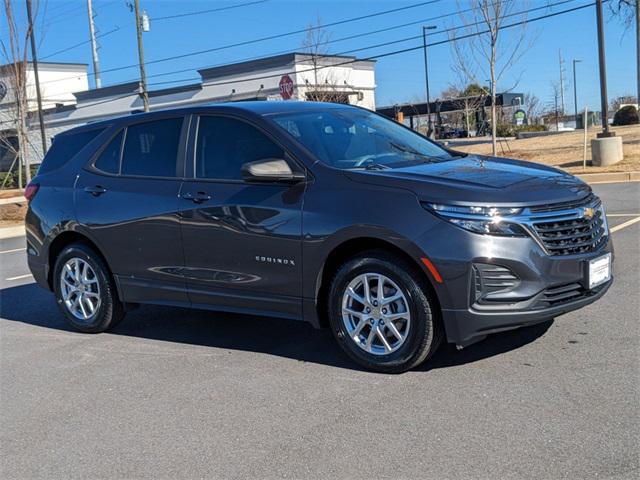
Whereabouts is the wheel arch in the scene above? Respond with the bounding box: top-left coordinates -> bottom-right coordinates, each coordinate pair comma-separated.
47,230 -> 113,291
314,236 -> 442,328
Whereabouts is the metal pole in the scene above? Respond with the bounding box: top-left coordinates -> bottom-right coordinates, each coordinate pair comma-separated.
636,0 -> 640,103
583,106 -> 588,169
572,59 -> 581,127
87,0 -> 101,89
595,0 -> 612,137
134,0 -> 149,112
25,0 -> 47,158
559,50 -> 565,114
422,25 -> 436,139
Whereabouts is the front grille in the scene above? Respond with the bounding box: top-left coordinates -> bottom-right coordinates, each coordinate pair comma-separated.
536,282 -> 586,308
530,203 -> 607,256
529,193 -> 595,213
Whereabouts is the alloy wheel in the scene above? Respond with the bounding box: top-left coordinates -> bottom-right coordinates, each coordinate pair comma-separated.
59,258 -> 102,322
341,272 -> 411,355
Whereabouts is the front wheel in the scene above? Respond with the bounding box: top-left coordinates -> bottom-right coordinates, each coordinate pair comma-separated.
53,243 -> 124,333
328,251 -> 442,373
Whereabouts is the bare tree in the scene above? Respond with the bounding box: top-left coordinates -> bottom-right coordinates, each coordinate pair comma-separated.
523,92 -> 541,124
610,94 -> 638,112
608,1 -> 639,104
0,0 -> 38,188
448,0 -> 530,155
300,16 -> 347,103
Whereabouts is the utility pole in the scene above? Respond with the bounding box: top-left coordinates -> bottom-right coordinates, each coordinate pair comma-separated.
86,0 -> 101,89
572,59 -> 581,127
25,0 -> 47,161
133,0 -> 149,112
636,0 -> 640,103
421,25 -> 437,139
595,0 -> 612,137
558,50 -> 566,115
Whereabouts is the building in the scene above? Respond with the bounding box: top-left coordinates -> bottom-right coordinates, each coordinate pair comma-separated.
0,61 -> 88,170
23,53 -> 376,163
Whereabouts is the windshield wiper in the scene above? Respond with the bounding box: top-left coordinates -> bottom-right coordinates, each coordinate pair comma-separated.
362,163 -> 391,170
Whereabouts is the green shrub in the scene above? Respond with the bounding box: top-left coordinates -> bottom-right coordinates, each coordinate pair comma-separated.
612,105 -> 639,126
496,124 -> 515,137
0,165 -> 39,189
516,124 -> 547,132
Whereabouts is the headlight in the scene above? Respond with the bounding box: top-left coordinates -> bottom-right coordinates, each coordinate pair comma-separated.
423,202 -> 528,236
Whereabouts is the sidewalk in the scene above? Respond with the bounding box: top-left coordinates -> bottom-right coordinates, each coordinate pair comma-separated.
0,225 -> 25,240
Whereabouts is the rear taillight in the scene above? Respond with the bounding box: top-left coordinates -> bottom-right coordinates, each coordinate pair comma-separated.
24,182 -> 39,202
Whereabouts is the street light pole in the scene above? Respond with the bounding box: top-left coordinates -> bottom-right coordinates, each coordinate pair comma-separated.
595,0 -> 612,137
572,59 -> 581,128
422,25 -> 437,139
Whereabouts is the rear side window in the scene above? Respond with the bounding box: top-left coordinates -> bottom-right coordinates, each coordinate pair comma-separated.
121,118 -> 183,177
39,128 -> 105,174
196,116 -> 284,180
94,130 -> 124,174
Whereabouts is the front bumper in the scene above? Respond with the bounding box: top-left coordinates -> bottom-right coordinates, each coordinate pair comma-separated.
442,279 -> 612,346
414,219 -> 614,346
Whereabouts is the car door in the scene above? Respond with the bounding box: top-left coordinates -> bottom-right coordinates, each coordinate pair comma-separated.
75,115 -> 189,305
179,114 -> 305,319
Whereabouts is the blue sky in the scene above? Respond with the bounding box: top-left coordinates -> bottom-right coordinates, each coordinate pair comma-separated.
4,0 -> 637,111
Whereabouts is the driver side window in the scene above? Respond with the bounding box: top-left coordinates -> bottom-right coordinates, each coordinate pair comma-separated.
195,116 -> 285,180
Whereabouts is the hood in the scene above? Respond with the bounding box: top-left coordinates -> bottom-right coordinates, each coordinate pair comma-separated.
344,154 -> 591,207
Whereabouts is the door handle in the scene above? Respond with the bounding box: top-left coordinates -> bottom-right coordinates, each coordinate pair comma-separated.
182,191 -> 211,204
84,185 -> 107,196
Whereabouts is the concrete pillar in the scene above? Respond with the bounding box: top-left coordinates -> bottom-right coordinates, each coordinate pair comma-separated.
591,136 -> 623,166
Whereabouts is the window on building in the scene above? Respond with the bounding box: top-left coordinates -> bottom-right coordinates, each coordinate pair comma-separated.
94,130 -> 124,174
195,116 -> 284,180
121,118 -> 183,177
39,127 -> 105,174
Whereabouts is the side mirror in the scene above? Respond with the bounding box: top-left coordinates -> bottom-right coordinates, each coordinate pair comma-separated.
241,158 -> 305,183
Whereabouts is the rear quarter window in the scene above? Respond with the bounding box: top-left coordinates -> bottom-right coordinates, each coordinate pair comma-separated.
39,128 -> 105,174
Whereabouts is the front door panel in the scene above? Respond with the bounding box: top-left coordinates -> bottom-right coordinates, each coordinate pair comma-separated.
178,114 -> 304,319
179,181 -> 304,318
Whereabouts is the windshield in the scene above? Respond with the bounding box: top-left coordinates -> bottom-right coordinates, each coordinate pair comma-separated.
270,108 -> 457,169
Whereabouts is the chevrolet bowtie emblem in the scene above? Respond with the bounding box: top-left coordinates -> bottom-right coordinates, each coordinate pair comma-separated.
582,207 -> 595,219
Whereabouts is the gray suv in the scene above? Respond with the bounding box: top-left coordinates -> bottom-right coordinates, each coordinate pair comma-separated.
25,102 -> 613,372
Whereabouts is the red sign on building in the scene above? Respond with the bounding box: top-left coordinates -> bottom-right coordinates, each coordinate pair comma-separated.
279,74 -> 294,100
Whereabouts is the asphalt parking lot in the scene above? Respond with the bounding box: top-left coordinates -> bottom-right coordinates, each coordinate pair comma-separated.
1,182 -> 638,479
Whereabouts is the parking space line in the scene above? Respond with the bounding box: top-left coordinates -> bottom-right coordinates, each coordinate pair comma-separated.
5,273 -> 33,281
610,216 -> 640,233
0,247 -> 26,254
607,213 -> 640,217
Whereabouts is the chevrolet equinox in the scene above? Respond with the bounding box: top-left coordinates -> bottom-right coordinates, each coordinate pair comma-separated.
25,102 -> 613,372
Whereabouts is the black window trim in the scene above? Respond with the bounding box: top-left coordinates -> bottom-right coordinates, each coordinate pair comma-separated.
188,113 -> 308,185
85,114 -> 190,180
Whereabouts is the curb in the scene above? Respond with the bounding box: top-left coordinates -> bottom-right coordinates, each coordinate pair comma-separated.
0,196 -> 26,206
575,171 -> 640,183
0,225 -> 25,240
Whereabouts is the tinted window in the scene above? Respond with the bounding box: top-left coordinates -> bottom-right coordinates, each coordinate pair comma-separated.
39,128 -> 105,174
196,116 -> 284,180
121,118 -> 183,177
94,130 -> 123,174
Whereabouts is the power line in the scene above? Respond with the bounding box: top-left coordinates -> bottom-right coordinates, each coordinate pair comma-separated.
144,1 -> 600,91
40,27 -> 121,60
151,0 -> 271,22
140,0 -> 579,88
32,0 -> 442,87
34,0 -> 598,123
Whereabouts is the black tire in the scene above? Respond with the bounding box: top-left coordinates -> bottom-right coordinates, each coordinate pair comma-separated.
328,250 -> 442,373
53,243 -> 125,333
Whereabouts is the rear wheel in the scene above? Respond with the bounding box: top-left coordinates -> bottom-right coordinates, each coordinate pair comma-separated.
53,243 -> 124,333
328,251 -> 442,373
